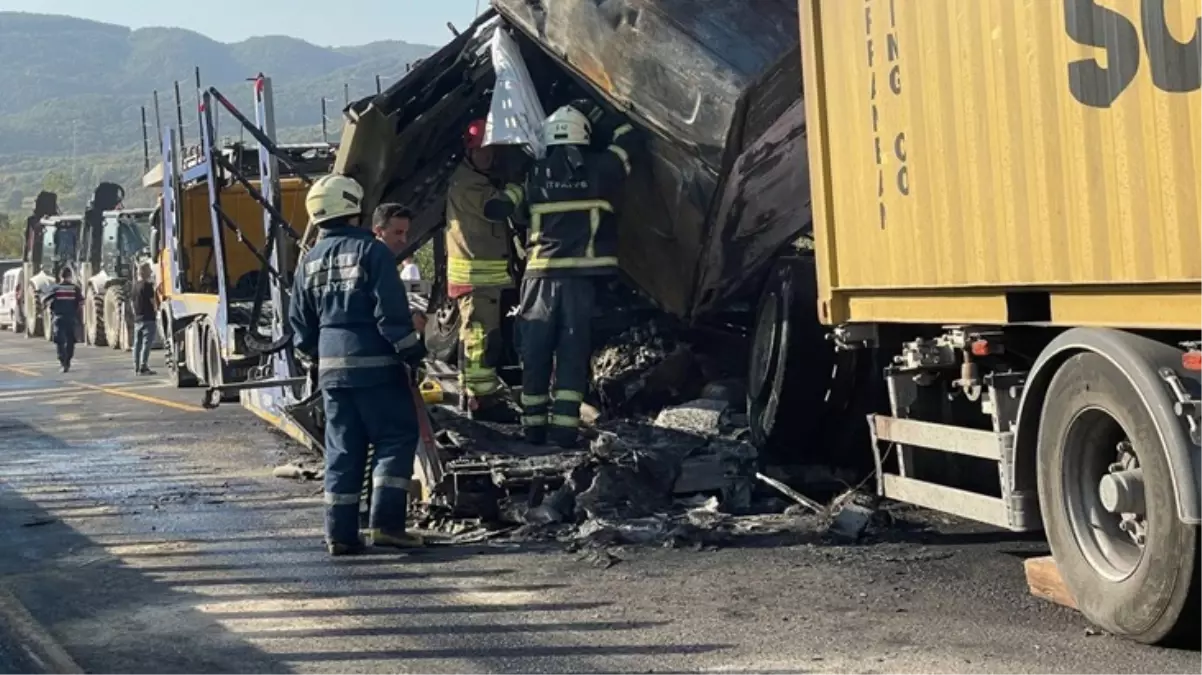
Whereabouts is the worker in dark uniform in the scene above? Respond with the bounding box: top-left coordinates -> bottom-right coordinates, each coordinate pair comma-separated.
45,267 -> 82,373
445,119 -> 517,422
289,174 -> 427,556
485,102 -> 641,447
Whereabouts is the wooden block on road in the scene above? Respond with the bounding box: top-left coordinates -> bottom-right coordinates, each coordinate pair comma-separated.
1024,555 -> 1077,610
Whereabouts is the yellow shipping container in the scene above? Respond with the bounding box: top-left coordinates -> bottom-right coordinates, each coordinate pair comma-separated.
800,0 -> 1201,331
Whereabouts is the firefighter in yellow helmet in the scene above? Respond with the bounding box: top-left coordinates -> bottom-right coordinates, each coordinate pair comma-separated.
444,118 -> 518,422
290,174 -> 426,555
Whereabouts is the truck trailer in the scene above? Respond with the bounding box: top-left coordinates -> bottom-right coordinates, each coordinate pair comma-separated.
147,96 -> 327,393
800,0 -> 1200,644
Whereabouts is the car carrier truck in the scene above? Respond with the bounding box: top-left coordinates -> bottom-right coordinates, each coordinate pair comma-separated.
146,90 -> 329,393
799,0 -> 1200,644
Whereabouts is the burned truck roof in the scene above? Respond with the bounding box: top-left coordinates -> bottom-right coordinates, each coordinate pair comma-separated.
336,0 -> 808,320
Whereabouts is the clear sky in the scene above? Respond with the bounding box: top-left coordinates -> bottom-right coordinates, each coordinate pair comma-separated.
0,0 -> 485,47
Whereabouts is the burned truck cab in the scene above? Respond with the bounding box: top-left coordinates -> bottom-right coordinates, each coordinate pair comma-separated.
337,1 -> 840,457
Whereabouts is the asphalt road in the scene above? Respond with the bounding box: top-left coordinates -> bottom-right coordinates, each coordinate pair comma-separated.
1,330 -> 1198,674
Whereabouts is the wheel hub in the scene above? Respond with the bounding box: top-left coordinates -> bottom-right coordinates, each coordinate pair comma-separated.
1065,413 -> 1147,581
1100,441 -> 1148,549
1099,469 -> 1144,515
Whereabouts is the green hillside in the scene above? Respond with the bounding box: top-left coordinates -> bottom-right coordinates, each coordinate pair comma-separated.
0,11 -> 438,223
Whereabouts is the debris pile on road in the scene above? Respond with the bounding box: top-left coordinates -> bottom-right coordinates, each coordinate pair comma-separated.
416,394 -> 884,557
272,461 -> 323,481
590,320 -> 707,418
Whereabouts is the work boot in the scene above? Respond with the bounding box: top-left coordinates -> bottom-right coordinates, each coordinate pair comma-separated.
60,363 -> 69,373
326,538 -> 366,556
467,395 -> 518,424
549,429 -> 580,450
140,367 -> 157,376
369,528 -> 425,549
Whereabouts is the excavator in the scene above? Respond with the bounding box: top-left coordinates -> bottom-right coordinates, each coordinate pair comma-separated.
76,182 -> 157,350
22,201 -> 84,342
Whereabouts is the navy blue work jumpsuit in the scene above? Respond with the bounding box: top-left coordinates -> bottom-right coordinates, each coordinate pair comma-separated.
289,221 -> 425,546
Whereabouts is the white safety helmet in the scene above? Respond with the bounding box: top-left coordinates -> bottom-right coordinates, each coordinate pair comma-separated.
542,105 -> 591,147
305,174 -> 364,226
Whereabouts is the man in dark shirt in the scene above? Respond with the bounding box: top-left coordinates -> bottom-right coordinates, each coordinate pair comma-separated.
44,268 -> 82,373
131,263 -> 158,375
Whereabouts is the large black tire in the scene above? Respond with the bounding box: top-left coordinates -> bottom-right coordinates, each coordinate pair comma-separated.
103,284 -> 133,351
116,285 -> 134,351
1037,352 -> 1200,645
746,255 -> 871,472
86,290 -> 107,347
204,329 -> 238,402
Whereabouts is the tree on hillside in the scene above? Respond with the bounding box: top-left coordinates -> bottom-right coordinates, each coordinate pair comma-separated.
0,212 -> 23,259
5,189 -> 23,212
42,170 -> 75,196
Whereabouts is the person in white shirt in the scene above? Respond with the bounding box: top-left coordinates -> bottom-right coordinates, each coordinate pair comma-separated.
400,257 -> 421,281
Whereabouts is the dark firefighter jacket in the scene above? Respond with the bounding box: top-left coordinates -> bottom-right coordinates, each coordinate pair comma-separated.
485,123 -> 639,278
289,222 -> 422,389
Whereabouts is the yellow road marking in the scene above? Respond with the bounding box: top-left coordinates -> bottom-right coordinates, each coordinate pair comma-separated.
66,381 -> 205,413
7,355 -> 134,368
0,384 -> 85,399
0,381 -> 166,401
0,363 -> 39,376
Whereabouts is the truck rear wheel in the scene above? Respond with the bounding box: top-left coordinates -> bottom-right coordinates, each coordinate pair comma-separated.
1037,352 -> 1200,645
205,329 -> 237,402
166,331 -> 198,388
746,255 -> 861,467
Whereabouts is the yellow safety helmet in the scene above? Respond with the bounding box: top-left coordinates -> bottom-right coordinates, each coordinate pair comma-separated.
305,174 -> 364,226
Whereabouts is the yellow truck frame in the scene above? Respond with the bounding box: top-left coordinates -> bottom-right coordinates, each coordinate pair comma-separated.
801,0 -> 1200,644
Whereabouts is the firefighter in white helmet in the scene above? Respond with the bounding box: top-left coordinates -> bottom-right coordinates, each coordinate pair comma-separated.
290,173 -> 426,555
485,101 -> 642,448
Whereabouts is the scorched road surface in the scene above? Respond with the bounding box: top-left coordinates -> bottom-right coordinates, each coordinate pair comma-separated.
0,331 -> 1197,674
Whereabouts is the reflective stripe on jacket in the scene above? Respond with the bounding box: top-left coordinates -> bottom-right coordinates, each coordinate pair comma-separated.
288,221 -> 420,389
487,123 -> 638,278
445,160 -> 513,295
48,283 -> 82,321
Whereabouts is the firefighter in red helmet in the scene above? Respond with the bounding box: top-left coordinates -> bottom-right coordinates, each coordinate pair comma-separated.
443,118 -> 517,421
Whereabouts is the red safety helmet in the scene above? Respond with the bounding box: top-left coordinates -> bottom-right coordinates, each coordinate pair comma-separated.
464,118 -> 487,149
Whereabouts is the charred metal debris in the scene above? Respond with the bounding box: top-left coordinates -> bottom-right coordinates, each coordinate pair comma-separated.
407,319 -> 881,556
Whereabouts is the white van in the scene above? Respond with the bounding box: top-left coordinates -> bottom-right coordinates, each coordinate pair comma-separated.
0,267 -> 23,332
